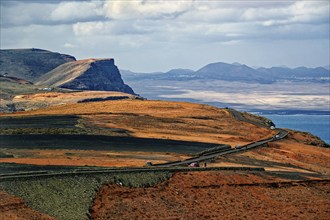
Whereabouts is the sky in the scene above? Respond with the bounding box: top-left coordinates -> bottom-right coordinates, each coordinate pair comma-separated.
0,0 -> 329,72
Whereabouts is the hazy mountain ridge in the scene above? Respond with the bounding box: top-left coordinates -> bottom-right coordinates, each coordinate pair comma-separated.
121,62 -> 329,112
2,48 -> 326,87
257,66 -> 329,81
195,62 -> 273,83
121,62 -> 329,84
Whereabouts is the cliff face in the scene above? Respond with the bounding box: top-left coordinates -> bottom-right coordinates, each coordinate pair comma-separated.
0,48 -> 76,82
36,59 -> 135,94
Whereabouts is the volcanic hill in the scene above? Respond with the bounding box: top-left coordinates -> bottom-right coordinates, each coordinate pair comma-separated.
36,58 -> 134,94
0,48 -> 75,82
0,99 -> 329,220
1,49 -> 137,112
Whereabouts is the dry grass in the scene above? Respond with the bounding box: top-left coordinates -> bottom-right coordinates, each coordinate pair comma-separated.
0,99 -> 279,168
6,100 -> 275,145
13,91 -> 137,105
249,143 -> 330,175
0,149 -> 188,167
3,99 -> 327,174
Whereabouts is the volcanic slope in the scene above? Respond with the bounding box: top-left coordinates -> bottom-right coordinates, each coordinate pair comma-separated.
1,100 -> 329,220
0,48 -> 75,82
5,100 -> 275,145
2,91 -> 140,113
36,59 -> 134,94
0,75 -> 36,100
1,99 -> 328,171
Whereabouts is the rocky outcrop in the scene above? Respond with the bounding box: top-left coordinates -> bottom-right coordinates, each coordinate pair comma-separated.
36,59 -> 135,94
0,48 -> 76,82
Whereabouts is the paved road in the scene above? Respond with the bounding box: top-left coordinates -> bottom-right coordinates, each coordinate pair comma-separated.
0,166 -> 265,180
227,108 -> 271,128
152,129 -> 287,167
0,111 -> 288,177
152,109 -> 288,167
0,108 -> 288,172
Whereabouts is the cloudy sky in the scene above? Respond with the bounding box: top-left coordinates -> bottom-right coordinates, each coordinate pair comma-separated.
1,0 -> 329,72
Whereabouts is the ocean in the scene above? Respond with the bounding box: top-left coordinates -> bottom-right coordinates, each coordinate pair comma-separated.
261,114 -> 330,144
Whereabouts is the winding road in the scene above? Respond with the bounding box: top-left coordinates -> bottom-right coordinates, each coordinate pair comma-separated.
152,109 -> 288,167
0,108 -> 288,177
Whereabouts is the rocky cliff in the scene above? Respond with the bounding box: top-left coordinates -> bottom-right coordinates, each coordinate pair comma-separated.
36,59 -> 135,94
0,48 -> 76,82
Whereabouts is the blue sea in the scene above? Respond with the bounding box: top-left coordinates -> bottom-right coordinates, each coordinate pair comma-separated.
261,114 -> 330,144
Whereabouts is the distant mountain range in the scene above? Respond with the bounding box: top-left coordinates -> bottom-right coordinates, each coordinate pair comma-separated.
120,61 -> 329,111
0,48 -> 329,112
2,48 -> 326,87
121,62 -> 329,84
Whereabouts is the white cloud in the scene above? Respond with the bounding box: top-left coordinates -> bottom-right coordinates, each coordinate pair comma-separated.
103,0 -> 192,20
72,20 -> 150,37
63,42 -> 76,48
290,1 -> 329,24
0,2 -> 55,27
220,40 -> 241,46
2,0 -> 328,41
1,0 -> 329,71
0,23 -> 74,49
73,21 -> 105,36
50,1 -> 104,22
0,0 -> 105,27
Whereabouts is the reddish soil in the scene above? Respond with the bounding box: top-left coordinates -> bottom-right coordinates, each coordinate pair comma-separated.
91,171 -> 330,220
0,191 -> 55,220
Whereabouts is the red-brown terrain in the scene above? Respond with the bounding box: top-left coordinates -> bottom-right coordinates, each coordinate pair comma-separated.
91,171 -> 329,220
0,191 -> 55,220
0,99 -> 329,220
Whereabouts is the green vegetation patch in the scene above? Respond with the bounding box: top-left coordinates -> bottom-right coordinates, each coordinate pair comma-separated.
0,171 -> 171,220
